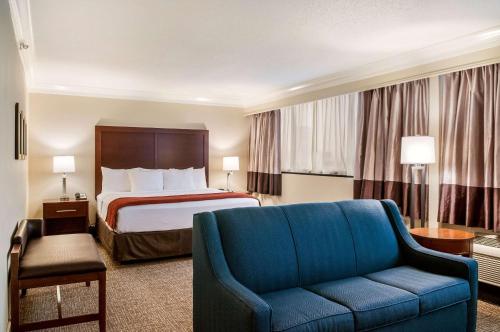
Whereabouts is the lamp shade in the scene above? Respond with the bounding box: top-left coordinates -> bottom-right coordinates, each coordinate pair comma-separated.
223,156 -> 240,171
400,136 -> 435,165
53,156 -> 75,173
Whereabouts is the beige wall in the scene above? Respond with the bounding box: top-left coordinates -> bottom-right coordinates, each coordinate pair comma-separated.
257,175 -> 354,207
260,174 -> 353,206
278,174 -> 353,204
0,1 -> 28,330
28,94 -> 249,223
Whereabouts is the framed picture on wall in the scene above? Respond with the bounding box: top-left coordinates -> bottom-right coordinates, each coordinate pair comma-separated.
15,103 -> 27,160
23,112 -> 27,157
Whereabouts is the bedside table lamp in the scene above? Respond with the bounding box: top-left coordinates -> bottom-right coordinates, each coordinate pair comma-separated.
223,156 -> 239,192
53,155 -> 75,201
400,136 -> 435,228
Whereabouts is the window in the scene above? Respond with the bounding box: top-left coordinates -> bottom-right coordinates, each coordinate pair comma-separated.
280,93 -> 359,176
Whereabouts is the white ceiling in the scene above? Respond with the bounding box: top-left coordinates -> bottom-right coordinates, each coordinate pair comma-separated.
11,0 -> 500,107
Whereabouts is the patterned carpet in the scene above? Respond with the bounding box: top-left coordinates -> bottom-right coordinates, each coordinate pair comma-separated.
19,246 -> 500,331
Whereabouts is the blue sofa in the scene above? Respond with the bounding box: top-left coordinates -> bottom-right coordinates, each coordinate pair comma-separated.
193,200 -> 477,332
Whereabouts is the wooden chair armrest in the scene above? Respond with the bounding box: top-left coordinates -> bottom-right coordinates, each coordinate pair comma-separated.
10,243 -> 21,277
11,243 -> 21,254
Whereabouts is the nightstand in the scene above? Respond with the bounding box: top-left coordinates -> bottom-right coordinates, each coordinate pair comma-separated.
43,199 -> 89,235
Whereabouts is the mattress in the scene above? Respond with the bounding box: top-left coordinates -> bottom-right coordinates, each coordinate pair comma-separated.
97,189 -> 259,233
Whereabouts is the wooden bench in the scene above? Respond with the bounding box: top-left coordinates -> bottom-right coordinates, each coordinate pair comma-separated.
10,219 -> 107,331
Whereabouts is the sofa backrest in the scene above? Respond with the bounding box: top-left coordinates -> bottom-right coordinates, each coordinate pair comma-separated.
280,203 -> 357,285
214,206 -> 299,294
212,199 -> 401,294
335,200 -> 401,275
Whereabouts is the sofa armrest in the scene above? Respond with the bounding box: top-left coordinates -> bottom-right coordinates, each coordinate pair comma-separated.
381,199 -> 477,332
380,200 -> 477,279
193,212 -> 271,332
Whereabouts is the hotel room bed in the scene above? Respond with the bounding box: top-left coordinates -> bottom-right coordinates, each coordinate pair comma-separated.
97,189 -> 258,233
94,125 -> 258,262
97,189 -> 259,262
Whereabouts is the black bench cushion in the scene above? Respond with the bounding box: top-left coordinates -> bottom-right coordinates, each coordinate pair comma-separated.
19,234 -> 106,279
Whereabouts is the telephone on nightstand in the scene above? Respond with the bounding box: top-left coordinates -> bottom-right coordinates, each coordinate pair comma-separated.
75,192 -> 87,200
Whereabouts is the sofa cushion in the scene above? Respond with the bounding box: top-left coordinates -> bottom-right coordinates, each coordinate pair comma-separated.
281,203 -> 357,285
365,265 -> 471,314
260,287 -> 354,332
306,276 -> 419,331
214,206 -> 299,294
19,234 -> 106,279
367,302 -> 467,332
337,200 -> 400,275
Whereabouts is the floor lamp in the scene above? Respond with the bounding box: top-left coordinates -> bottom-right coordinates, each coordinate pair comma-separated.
400,136 -> 435,228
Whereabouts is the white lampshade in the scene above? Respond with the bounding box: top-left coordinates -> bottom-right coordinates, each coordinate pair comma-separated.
400,136 -> 435,165
223,156 -> 240,171
53,156 -> 75,173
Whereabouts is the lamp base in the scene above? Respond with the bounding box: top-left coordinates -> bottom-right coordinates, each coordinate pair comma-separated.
60,174 -> 69,201
409,164 -> 427,229
226,171 -> 234,192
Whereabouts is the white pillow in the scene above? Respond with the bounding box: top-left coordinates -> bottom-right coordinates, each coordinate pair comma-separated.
192,167 -> 207,189
128,168 -> 163,192
163,167 -> 195,190
101,167 -> 130,193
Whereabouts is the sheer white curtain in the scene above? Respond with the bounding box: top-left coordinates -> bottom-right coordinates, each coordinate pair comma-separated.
281,102 -> 314,172
281,93 -> 359,175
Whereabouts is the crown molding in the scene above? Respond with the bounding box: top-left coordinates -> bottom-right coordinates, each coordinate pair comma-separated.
9,0 -> 34,87
244,26 -> 500,110
11,2 -> 500,110
29,83 -> 245,109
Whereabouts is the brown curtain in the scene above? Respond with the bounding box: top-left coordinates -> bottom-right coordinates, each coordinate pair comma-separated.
439,64 -> 500,231
354,78 -> 429,218
247,110 -> 282,195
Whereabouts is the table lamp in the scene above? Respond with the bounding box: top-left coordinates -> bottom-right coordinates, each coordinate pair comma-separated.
223,156 -> 239,192
53,155 -> 75,201
401,136 -> 435,228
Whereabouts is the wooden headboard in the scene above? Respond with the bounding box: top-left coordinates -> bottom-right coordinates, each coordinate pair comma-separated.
95,125 -> 209,196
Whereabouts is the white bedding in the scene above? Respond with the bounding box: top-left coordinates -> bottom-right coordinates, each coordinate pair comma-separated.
97,188 -> 259,233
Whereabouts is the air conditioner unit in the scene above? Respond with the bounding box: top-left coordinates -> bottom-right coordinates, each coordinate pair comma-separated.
473,234 -> 500,287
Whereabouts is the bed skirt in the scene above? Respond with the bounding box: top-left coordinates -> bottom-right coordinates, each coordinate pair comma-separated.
97,217 -> 192,263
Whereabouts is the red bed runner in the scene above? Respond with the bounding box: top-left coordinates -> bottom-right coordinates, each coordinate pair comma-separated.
105,192 -> 259,229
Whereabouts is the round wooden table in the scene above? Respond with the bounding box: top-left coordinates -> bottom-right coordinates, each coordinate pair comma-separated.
409,228 -> 475,257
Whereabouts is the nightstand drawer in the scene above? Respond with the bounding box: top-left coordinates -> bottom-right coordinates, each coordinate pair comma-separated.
43,201 -> 87,218
45,218 -> 88,235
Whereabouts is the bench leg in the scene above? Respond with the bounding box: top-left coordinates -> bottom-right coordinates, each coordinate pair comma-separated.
56,286 -> 63,319
11,279 -> 20,332
98,272 -> 106,332
21,289 -> 27,297
85,281 -> 91,287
